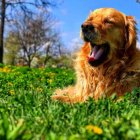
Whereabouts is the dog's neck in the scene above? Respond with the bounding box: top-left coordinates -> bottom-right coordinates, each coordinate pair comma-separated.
92,48 -> 139,82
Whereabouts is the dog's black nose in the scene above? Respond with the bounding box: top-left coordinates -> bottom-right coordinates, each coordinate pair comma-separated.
81,24 -> 94,32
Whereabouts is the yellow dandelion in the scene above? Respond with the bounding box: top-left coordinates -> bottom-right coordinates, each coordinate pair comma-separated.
49,72 -> 55,78
9,90 -> 15,95
8,82 -> 13,86
30,84 -> 34,88
2,66 -> 11,73
47,79 -> 53,84
86,125 -> 103,135
39,67 -> 45,70
36,87 -> 43,92
41,78 -> 44,81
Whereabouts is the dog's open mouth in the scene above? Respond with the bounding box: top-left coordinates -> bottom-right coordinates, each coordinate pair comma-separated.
88,43 -> 110,66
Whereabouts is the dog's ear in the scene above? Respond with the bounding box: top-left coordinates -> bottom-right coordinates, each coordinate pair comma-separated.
125,16 -> 137,57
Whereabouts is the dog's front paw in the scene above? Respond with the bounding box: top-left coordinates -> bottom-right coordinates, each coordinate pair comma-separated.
51,94 -> 71,103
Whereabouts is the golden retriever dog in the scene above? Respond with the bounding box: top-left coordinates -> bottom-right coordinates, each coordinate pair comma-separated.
52,8 -> 140,103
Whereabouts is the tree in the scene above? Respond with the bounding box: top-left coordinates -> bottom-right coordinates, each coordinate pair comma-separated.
0,0 -> 57,63
43,31 -> 64,65
4,32 -> 20,65
13,13 -> 63,67
0,0 -> 6,63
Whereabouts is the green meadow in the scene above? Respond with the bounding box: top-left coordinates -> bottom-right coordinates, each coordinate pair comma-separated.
0,65 -> 140,140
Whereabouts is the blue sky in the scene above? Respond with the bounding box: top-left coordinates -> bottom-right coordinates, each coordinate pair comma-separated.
52,0 -> 140,49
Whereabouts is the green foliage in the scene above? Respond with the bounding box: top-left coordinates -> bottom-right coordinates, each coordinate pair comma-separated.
0,65 -> 140,140
4,32 -> 20,65
42,55 -> 73,68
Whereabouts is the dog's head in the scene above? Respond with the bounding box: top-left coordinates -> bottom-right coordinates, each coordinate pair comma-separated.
80,8 -> 137,67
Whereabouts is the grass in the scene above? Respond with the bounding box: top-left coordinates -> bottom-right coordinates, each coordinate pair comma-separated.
0,65 -> 140,140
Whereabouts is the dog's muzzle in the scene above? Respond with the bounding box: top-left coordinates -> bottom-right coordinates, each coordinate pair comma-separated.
81,23 -> 97,42
81,24 -> 94,33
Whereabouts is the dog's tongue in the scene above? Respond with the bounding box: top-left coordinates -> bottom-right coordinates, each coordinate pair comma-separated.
88,46 -> 104,62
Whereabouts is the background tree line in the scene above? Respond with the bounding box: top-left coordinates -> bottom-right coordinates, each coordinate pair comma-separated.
0,0 -> 71,68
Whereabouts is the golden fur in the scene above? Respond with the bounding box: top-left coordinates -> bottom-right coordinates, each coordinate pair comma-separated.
51,8 -> 140,103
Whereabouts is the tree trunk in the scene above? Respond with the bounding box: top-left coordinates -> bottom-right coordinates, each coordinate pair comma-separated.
27,55 -> 31,68
0,0 -> 6,63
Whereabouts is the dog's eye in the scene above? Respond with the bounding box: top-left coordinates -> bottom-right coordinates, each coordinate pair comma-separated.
104,18 -> 115,25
